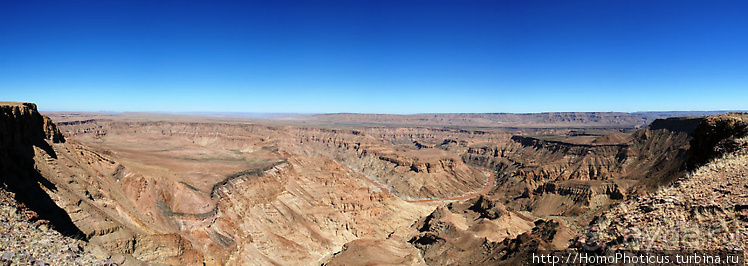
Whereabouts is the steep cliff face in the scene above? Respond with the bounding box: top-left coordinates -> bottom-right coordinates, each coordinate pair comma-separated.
687,113 -> 748,170
296,128 -> 489,200
0,103 -> 202,264
463,117 -> 703,224
0,102 -> 65,189
582,113 -> 748,252
0,102 -> 64,146
0,102 -> 78,236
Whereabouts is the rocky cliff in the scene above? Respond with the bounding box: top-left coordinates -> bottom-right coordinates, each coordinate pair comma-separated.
462,117 -> 703,225
0,102 -> 78,236
687,113 -> 748,169
581,113 -> 748,253
296,127 -> 489,200
0,103 -> 203,264
0,102 -> 64,146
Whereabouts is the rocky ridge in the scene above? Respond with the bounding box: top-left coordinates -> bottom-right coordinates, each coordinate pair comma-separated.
463,117 -> 703,225
584,113 -> 748,252
0,102 -> 203,264
296,127 -> 489,200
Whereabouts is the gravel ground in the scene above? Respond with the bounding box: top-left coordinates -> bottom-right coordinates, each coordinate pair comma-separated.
587,151 -> 748,252
0,190 -> 107,266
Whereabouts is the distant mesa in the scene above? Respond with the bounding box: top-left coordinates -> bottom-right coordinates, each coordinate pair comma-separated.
591,133 -> 625,144
306,111 -> 734,129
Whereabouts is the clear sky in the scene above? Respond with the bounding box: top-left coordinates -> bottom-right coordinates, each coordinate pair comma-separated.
1,0 -> 746,114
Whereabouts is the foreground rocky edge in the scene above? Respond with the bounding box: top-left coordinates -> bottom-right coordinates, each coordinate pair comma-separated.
0,189 -> 107,265
0,103 -> 106,265
583,113 -> 748,252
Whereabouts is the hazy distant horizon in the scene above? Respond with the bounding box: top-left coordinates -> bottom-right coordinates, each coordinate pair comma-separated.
3,1 -> 747,113
39,109 -> 743,117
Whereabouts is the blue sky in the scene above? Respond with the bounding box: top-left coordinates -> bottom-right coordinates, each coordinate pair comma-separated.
1,0 -> 746,114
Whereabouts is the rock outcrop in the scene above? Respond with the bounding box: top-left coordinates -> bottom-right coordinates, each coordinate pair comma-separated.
585,113 -> 748,252
0,102 -> 80,237
464,117 -> 703,225
0,103 -> 202,264
687,113 -> 748,170
0,102 -> 64,146
400,195 -> 555,265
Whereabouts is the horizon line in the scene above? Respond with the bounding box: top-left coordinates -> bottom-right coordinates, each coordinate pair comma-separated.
38,109 -> 745,116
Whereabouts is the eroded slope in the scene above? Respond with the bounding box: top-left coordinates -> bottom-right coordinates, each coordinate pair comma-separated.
585,113 -> 748,252
297,128 -> 490,200
463,117 -> 702,225
55,117 -> 437,264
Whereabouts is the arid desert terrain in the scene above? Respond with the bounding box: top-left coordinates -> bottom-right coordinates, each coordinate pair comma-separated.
0,102 -> 746,265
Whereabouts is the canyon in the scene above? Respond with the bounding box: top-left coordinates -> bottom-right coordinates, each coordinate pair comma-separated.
1,102 -> 745,265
